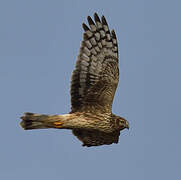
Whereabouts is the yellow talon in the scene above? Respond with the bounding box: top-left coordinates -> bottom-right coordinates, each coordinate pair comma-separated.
53,121 -> 63,128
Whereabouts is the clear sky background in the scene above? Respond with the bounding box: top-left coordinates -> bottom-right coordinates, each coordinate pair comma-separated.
0,0 -> 181,179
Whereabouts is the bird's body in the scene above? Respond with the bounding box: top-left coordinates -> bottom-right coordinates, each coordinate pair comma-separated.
20,13 -> 129,147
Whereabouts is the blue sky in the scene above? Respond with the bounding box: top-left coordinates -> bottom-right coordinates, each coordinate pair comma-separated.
0,0 -> 181,179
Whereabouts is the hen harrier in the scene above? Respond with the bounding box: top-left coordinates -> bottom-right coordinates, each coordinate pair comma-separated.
20,13 -> 129,147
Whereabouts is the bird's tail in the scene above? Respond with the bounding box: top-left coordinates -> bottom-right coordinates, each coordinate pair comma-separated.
20,112 -> 64,130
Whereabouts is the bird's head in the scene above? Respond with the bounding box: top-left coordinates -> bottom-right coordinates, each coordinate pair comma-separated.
116,116 -> 129,130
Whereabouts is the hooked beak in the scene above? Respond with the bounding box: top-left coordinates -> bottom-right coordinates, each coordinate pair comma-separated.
126,121 -> 129,129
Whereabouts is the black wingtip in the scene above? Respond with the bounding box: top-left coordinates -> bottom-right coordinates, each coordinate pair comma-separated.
102,15 -> 108,25
111,29 -> 117,39
94,13 -> 101,23
82,23 -> 90,31
87,16 -> 95,26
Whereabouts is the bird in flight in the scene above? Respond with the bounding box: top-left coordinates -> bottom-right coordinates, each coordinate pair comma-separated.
20,13 -> 129,147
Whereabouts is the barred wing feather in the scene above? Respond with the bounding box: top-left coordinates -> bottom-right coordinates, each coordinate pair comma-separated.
70,13 -> 119,113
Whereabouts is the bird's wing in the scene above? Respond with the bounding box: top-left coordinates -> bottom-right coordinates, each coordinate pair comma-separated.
72,129 -> 120,147
70,13 -> 119,114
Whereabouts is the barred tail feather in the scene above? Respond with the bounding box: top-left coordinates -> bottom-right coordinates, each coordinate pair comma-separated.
20,112 -> 62,130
